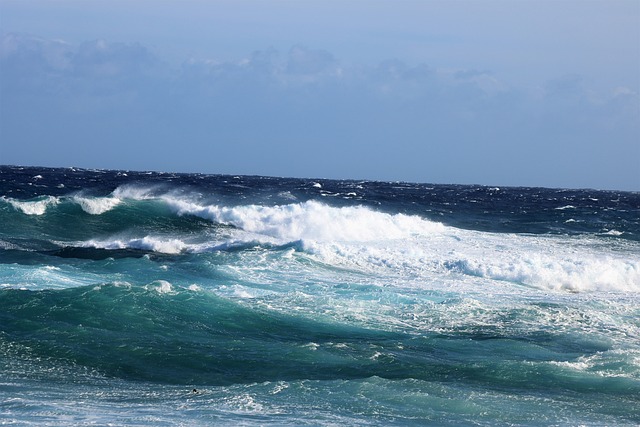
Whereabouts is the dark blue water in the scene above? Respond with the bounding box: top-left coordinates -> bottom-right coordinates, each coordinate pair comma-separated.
1,165 -> 639,425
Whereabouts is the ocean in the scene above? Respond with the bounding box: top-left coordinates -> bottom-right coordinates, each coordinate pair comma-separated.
1,165 -> 638,426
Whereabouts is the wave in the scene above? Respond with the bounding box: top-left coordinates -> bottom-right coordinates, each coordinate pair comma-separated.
0,283 -> 402,385
303,232 -> 640,293
166,199 -> 446,242
81,236 -> 188,255
2,194 -> 122,216
111,184 -> 164,200
3,282 -> 638,393
47,238 -> 302,261
444,250 -> 640,293
2,185 -> 163,216
3,187 -> 639,293
4,185 -> 446,242
69,234 -> 640,295
1,195 -> 60,215
0,263 -> 104,290
72,195 -> 122,215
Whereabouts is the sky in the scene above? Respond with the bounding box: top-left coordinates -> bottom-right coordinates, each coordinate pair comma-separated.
0,0 -> 638,190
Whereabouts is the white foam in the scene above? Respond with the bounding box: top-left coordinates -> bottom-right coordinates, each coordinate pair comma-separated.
83,236 -> 186,254
167,199 -> 446,243
301,229 -> 640,294
149,280 -> 174,294
222,394 -> 265,414
61,192 -> 639,295
454,249 -> 640,293
548,349 -> 640,378
151,198 -> 640,294
2,196 -> 59,215
73,195 -> 122,215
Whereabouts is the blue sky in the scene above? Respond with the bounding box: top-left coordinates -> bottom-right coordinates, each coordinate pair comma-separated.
1,0 -> 638,190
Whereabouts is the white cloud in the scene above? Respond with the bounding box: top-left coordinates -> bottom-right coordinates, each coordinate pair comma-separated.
1,33 -> 638,189
0,33 -> 71,67
3,33 -> 636,122
72,39 -> 158,77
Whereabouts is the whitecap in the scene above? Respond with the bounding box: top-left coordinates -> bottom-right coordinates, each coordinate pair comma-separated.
150,280 -> 174,294
300,226 -> 640,294
128,237 -> 186,254
82,236 -> 186,254
111,185 -> 158,200
165,199 -> 446,243
73,195 -> 121,215
441,244 -> 640,293
2,195 -> 59,215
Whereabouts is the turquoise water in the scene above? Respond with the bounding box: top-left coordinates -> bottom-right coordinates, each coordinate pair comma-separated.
1,166 -> 639,425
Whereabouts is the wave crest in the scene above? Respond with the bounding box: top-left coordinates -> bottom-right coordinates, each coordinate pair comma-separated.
449,253 -> 640,293
72,195 -> 122,215
83,236 -> 186,254
168,199 -> 445,242
2,196 -> 59,215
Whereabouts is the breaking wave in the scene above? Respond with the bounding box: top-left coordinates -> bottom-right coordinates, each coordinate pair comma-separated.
1,195 -> 60,215
72,195 -> 122,215
2,185 -> 639,294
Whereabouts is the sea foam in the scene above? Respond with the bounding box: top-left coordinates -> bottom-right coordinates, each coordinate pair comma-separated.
303,229 -> 640,293
452,250 -> 640,293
